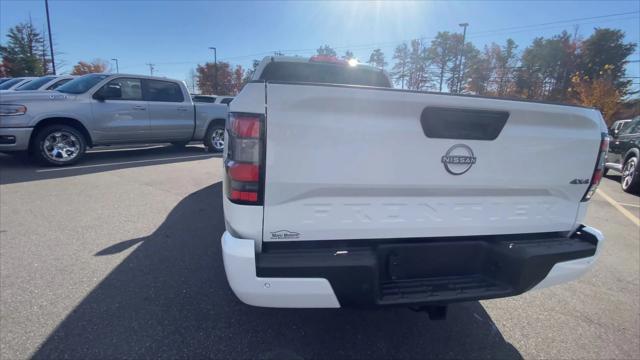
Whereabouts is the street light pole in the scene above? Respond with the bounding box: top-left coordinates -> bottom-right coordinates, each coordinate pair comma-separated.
456,23 -> 469,94
111,58 -> 119,73
44,0 -> 56,75
209,47 -> 217,94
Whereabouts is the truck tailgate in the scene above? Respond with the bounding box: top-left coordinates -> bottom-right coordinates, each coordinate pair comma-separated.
262,83 -> 604,242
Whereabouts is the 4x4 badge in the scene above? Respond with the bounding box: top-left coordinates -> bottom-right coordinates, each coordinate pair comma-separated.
441,144 -> 477,175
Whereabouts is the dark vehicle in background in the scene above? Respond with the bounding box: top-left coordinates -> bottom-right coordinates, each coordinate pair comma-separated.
609,119 -> 631,138
606,116 -> 640,193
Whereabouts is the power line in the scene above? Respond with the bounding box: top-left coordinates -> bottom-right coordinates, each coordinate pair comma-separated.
119,11 -> 640,70
470,11 -> 639,36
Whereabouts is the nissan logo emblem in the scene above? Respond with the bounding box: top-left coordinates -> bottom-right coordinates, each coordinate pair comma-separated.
441,144 -> 477,175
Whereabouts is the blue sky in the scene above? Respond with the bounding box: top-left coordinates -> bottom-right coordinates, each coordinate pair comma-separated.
1,0 -> 639,90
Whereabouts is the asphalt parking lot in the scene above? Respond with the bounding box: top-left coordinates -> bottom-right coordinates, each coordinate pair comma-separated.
1,145 -> 638,360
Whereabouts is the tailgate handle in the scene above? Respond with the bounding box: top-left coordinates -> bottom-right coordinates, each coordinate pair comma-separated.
420,107 -> 509,141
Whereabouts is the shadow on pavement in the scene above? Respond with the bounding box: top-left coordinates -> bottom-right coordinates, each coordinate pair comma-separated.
0,144 -> 220,186
32,182 -> 522,359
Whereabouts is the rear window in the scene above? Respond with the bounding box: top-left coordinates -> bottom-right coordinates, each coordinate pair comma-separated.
220,97 -> 233,104
192,95 -> 216,103
145,80 -> 184,102
258,62 -> 391,88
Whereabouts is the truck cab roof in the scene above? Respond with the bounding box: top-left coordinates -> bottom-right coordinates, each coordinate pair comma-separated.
252,56 -> 392,88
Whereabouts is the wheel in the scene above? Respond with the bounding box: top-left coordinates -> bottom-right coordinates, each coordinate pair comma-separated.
204,123 -> 225,153
32,125 -> 86,166
170,141 -> 189,147
621,156 -> 640,194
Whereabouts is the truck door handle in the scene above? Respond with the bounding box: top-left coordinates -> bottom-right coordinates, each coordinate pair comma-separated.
177,107 -> 188,112
133,105 -> 146,110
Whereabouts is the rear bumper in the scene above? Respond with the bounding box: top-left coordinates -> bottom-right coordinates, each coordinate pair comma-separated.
0,127 -> 33,151
221,226 -> 603,308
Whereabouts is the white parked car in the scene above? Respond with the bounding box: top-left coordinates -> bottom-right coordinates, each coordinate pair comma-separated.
220,56 -> 606,317
14,75 -> 76,91
0,77 -> 37,91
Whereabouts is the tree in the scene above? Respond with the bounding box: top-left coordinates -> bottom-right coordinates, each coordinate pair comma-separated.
493,39 -> 519,97
447,40 -> 479,94
515,33 -> 577,100
196,61 -> 235,95
316,45 -> 337,57
455,42 -> 481,94
342,50 -> 355,60
367,48 -> 387,69
570,65 -> 621,124
578,28 -> 636,96
390,43 -> 409,89
231,65 -> 245,95
465,46 -> 493,95
185,68 -> 197,93
71,59 -> 109,75
0,21 -> 46,76
406,39 -> 432,90
427,32 -> 459,92
243,59 -> 261,84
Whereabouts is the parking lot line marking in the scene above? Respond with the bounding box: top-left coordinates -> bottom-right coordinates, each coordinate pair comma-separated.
597,189 -> 640,226
618,202 -> 640,208
35,154 -> 214,172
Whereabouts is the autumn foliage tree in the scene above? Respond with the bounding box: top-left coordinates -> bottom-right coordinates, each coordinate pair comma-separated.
71,59 -> 109,75
196,61 -> 246,95
570,65 -> 621,124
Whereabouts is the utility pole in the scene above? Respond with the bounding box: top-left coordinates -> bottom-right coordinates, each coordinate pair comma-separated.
209,47 -> 217,94
111,58 -> 119,73
41,25 -> 48,74
146,63 -> 155,76
44,0 -> 56,75
456,22 -> 469,94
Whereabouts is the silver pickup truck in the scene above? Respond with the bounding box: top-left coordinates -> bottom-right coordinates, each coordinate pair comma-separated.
0,73 -> 228,165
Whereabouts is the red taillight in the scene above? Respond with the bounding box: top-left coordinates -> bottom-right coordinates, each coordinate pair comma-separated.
230,190 -> 258,202
228,162 -> 259,182
582,133 -> 609,202
231,115 -> 261,138
225,113 -> 264,205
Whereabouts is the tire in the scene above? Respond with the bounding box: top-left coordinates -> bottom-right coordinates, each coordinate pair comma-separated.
621,156 -> 640,194
204,123 -> 225,153
32,125 -> 86,166
170,141 -> 189,147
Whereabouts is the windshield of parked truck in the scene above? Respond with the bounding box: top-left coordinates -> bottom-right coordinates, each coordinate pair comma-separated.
0,78 -> 25,90
258,61 -> 392,88
15,76 -> 57,91
56,74 -> 109,94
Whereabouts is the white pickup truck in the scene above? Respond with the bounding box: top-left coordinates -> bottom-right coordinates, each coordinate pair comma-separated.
221,56 -> 606,317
